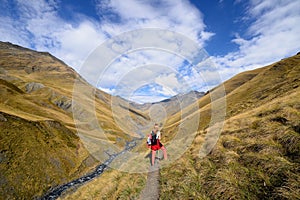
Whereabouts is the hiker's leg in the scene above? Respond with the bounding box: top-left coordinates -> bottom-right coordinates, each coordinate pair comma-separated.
151,150 -> 156,165
161,146 -> 167,160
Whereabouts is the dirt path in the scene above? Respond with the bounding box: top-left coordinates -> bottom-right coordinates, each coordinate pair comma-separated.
139,162 -> 160,200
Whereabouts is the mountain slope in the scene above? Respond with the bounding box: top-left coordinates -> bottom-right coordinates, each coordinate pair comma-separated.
0,42 -> 148,199
132,90 -> 204,113
159,53 -> 300,199
0,112 -> 94,198
58,55 -> 299,199
1,41 -> 299,199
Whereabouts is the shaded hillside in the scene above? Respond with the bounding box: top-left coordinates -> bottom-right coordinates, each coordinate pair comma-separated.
0,112 -> 97,198
0,42 -> 148,199
160,53 -> 300,199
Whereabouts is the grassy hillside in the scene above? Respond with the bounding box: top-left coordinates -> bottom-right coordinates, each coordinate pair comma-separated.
1,41 -> 299,199
57,169 -> 147,200
159,53 -> 300,199
0,112 -> 96,198
56,53 -> 299,199
0,42 -> 149,199
58,55 -> 299,199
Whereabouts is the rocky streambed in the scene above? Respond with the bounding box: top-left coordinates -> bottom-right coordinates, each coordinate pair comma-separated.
39,138 -> 140,200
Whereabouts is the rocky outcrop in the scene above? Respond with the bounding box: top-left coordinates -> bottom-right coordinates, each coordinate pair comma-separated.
0,113 -> 7,122
53,97 -> 72,112
25,82 -> 45,93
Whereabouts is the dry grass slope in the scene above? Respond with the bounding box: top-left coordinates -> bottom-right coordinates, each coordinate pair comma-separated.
0,112 -> 97,199
58,169 -> 146,200
160,53 -> 300,199
1,41 -> 299,199
0,42 -> 148,199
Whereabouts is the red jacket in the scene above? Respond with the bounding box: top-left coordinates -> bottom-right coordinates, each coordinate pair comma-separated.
147,132 -> 163,150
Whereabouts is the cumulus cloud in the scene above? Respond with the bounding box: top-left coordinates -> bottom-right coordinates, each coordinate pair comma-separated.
0,0 -> 107,71
2,0 -> 298,103
0,0 -> 214,103
213,0 -> 300,80
80,27 -> 212,103
155,73 -> 180,95
92,0 -> 215,102
96,0 -> 213,44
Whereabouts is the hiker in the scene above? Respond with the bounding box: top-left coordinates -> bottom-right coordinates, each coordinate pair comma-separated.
147,123 -> 167,165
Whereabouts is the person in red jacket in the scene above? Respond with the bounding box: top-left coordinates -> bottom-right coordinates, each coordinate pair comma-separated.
147,123 -> 167,165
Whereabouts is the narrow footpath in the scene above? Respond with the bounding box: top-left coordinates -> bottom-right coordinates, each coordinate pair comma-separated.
139,154 -> 160,200
139,163 -> 160,200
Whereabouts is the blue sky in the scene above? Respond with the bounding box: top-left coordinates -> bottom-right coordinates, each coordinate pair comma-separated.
0,0 -> 299,103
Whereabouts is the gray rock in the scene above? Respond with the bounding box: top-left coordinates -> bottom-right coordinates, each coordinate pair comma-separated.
25,82 -> 45,93
0,113 -> 7,122
54,98 -> 72,111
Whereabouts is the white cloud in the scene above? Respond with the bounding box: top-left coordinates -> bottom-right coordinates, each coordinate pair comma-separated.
82,28 -> 211,102
0,0 -> 107,71
0,16 -> 30,47
213,0 -> 300,81
8,0 -> 299,103
0,0 -> 214,103
53,21 -> 107,70
155,73 -> 180,96
95,0 -> 213,44
128,94 -> 168,104
102,61 -> 179,98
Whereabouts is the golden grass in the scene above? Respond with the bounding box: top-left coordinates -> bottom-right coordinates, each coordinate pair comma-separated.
0,42 -> 147,199
159,53 -> 300,199
0,112 -> 97,199
58,169 -> 147,200
1,43 -> 300,199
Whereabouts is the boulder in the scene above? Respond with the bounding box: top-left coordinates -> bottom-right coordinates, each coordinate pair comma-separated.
25,82 -> 45,93
0,113 -> 7,122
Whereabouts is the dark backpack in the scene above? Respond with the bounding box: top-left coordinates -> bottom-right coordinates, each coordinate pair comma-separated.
150,131 -> 157,145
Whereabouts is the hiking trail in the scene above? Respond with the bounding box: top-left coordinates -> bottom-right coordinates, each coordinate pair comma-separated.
139,158 -> 160,200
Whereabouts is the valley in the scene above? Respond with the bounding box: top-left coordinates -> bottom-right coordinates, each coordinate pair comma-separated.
0,42 -> 299,199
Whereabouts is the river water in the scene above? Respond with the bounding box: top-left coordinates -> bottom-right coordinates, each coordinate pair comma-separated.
39,138 -> 141,200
